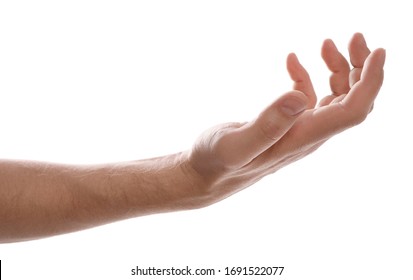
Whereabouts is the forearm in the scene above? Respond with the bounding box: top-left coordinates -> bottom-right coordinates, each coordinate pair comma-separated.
0,152 -> 202,243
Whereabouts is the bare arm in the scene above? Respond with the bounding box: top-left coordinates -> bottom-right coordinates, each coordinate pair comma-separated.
0,33 -> 385,243
0,153 -> 202,243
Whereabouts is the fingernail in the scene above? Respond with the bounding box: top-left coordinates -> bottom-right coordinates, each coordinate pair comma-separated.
281,98 -> 307,116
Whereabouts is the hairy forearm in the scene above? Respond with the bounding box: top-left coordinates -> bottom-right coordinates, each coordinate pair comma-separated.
0,152 -> 202,243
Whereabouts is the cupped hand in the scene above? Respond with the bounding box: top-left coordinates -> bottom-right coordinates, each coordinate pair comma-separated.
186,33 -> 385,205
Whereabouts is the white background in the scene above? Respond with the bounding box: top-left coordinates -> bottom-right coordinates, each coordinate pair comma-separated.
0,1 -> 412,279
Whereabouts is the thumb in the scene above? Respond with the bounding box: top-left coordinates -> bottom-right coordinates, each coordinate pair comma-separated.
216,90 -> 309,168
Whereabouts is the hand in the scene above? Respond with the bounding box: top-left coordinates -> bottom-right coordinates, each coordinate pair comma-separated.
186,33 -> 385,205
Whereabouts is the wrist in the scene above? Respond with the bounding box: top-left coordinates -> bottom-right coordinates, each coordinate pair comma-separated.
171,151 -> 214,210
123,151 -> 212,214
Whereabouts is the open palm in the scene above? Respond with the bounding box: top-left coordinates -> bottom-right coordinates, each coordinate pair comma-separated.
187,33 -> 385,204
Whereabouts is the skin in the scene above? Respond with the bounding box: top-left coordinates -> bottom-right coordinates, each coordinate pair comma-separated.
0,33 -> 385,243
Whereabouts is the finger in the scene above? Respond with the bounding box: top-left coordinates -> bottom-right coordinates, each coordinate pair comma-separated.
276,48 -> 385,149
348,33 -> 371,86
349,33 -> 371,67
342,48 -> 385,117
286,53 -> 317,108
245,46 -> 385,172
321,39 -> 351,95
215,90 -> 309,168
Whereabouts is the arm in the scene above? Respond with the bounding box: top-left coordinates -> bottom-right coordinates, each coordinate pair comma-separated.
0,153 -> 203,243
0,33 -> 385,243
